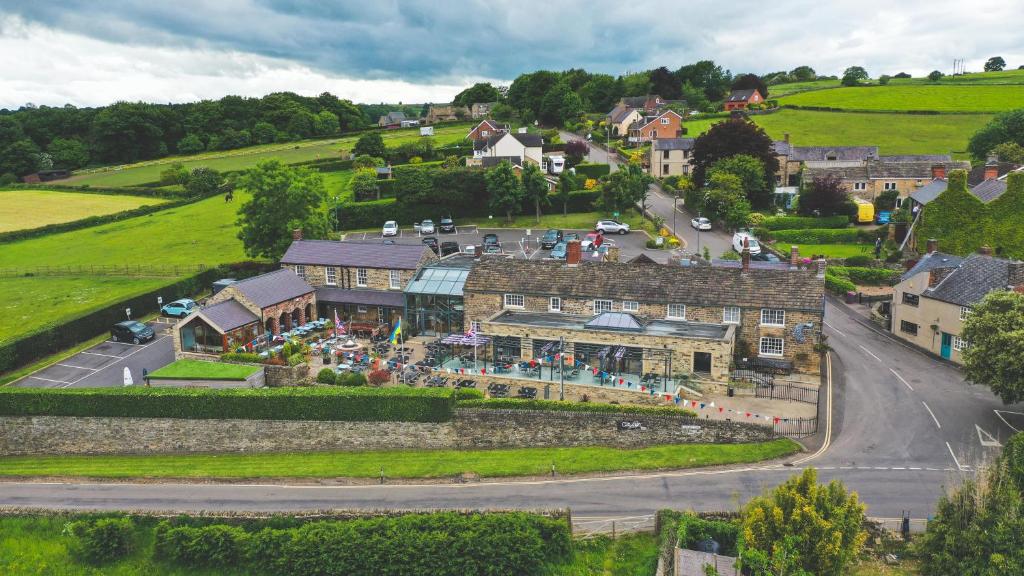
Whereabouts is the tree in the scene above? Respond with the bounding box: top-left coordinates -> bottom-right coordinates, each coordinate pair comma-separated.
620,72 -> 653,97
252,122 -> 276,144
0,116 -> 25,150
960,290 -> 1024,404
177,134 -> 205,154
539,80 -> 584,126
441,155 -> 461,169
236,160 -> 329,260
485,161 -> 523,223
506,70 -> 560,118
702,172 -> 749,230
159,162 -> 190,186
521,163 -> 549,223
648,66 -> 682,99
708,154 -> 771,209
452,82 -> 500,107
352,154 -> 385,169
742,468 -> 867,576
676,60 -> 733,102
878,74 -> 892,85
691,118 -> 779,191
46,137 -> 89,170
490,102 -> 517,122
578,74 -> 621,113
353,132 -> 386,158
313,110 -> 339,136
564,140 -> 588,168
928,70 -> 944,82
789,65 -> 816,81
968,109 -> 1024,160
680,82 -> 711,113
600,162 -> 651,216
894,72 -> 912,78
992,141 -> 1024,163
841,66 -> 869,86
985,56 -> 1007,72
185,167 -> 222,197
556,170 -> 578,216
0,139 -> 41,176
798,174 -> 852,217
350,168 -> 380,200
730,73 -> 768,99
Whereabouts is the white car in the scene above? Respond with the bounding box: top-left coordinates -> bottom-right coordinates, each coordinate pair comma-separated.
382,221 -> 399,237
419,219 -> 435,235
732,231 -> 762,255
690,217 -> 712,231
595,219 -> 630,235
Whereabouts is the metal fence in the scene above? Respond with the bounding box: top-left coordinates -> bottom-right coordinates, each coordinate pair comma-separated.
0,264 -> 213,278
573,514 -> 656,539
755,382 -> 820,404
773,416 -> 818,438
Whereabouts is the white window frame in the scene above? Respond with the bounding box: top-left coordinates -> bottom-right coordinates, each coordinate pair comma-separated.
853,182 -> 867,191
884,181 -> 898,191
295,265 -> 306,280
760,308 -> 785,326
356,268 -> 368,287
667,303 -> 686,320
471,321 -> 481,333
953,335 -> 967,351
959,306 -> 971,320
549,297 -> 561,312
325,267 -> 337,286
660,117 -> 670,125
594,299 -> 613,314
622,301 -> 639,312
723,306 -> 740,324
389,269 -> 401,289
357,305 -> 368,314
504,294 -> 525,308
759,337 -> 784,357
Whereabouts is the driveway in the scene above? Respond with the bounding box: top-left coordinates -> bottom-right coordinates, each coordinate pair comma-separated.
13,320 -> 175,388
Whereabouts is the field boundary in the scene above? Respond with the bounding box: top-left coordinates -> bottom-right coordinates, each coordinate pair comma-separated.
782,104 -> 1000,115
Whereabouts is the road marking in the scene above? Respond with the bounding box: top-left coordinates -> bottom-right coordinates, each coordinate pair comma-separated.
858,344 -> 881,362
976,424 -> 1002,447
909,467 -> 921,470
946,442 -> 965,471
890,368 -> 914,391
994,410 -> 1024,433
921,401 -> 941,429
24,375 -> 73,384
791,351 -> 833,466
55,363 -> 98,371
65,335 -> 170,387
80,351 -> 120,358
823,321 -> 845,337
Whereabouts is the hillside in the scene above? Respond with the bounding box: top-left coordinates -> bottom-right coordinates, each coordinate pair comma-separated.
779,85 -> 1024,113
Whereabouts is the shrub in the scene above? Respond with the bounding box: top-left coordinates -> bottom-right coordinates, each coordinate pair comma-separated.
573,163 -> 611,179
367,369 -> 391,387
762,215 -> 849,230
316,368 -> 337,385
746,212 -> 767,228
286,352 -> 306,367
67,517 -> 134,565
336,372 -> 367,387
843,254 -> 873,267
677,513 -> 740,556
830,266 -> 899,286
154,522 -> 250,567
0,386 -> 456,422
454,387 -> 485,400
460,398 -> 697,417
770,228 -> 863,244
645,238 -> 664,249
825,271 -> 857,294
221,352 -> 263,364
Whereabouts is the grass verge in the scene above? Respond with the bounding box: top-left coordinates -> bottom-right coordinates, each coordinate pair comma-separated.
0,439 -> 799,479
773,242 -> 873,259
147,359 -> 260,381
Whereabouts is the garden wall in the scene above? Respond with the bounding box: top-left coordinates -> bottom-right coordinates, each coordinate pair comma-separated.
0,408 -> 775,456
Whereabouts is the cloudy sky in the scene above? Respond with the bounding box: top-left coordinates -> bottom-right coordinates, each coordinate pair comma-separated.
2,0 -> 1022,109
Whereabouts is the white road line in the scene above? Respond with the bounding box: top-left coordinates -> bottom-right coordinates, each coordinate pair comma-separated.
890,368 -> 914,391
994,410 -> 1023,433
791,352 -> 833,466
80,351 -> 121,358
858,344 -> 881,362
946,442 -> 965,471
922,401 -> 941,429
25,375 -> 73,384
66,335 -> 169,387
909,467 -> 922,470
55,363 -> 98,371
823,321 -> 846,337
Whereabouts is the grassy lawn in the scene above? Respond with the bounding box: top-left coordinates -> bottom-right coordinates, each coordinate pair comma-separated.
767,79 -> 842,97
0,189 -> 167,233
483,210 -> 645,231
148,360 -> 260,381
543,533 -> 659,576
847,558 -> 921,575
682,109 -> 992,156
0,438 -> 799,479
773,242 -> 872,259
322,169 -> 355,202
779,85 -> 1024,112
63,123 -> 472,188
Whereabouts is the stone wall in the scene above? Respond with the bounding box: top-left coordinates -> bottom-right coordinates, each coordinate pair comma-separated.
264,363 -> 309,387
0,409 -> 777,456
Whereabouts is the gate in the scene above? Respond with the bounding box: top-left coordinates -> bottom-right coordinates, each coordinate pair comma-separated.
755,382 -> 819,404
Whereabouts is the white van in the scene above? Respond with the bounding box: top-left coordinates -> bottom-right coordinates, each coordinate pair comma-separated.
732,231 -> 762,255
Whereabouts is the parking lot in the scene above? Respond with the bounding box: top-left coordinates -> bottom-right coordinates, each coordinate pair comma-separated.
342,225 -> 664,262
14,320 -> 175,388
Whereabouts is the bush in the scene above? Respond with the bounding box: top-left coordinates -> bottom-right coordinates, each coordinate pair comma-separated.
454,387 -> 485,400
677,513 -> 740,556
573,163 -> 611,179
67,517 -> 134,565
0,386 -> 456,422
770,228 -> 864,244
761,215 -> 849,230
336,372 -> 367,387
316,368 -> 337,384
830,266 -> 899,286
367,369 -> 391,387
460,398 -> 697,417
286,352 -> 306,367
843,254 -> 874,267
154,522 -> 250,567
221,352 -> 263,364
825,271 -> 857,294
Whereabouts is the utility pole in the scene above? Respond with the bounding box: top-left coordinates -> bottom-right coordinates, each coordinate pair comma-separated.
559,336 -> 565,401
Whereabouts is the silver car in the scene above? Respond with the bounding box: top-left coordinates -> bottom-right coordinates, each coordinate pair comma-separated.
420,219 -> 435,235
690,217 -> 712,231
382,221 -> 399,237
595,219 -> 630,235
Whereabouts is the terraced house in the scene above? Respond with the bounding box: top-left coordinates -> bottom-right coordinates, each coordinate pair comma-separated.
280,237 -> 436,326
462,246 -> 826,380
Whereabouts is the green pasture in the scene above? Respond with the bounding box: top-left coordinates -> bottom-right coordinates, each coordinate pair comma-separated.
780,84 -> 1024,112
0,189 -> 167,233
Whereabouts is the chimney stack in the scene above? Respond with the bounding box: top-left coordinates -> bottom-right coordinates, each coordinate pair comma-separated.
926,238 -> 938,254
1007,262 -> 1024,289
789,245 -> 800,269
741,238 -> 751,272
292,228 -> 303,241
978,245 -> 993,256
566,240 -> 582,266
984,156 -> 999,181
815,259 -> 827,279
931,164 -> 947,180
605,245 -> 620,263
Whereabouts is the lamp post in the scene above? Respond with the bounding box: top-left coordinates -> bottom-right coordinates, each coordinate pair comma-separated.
672,193 -> 677,239
559,336 -> 565,401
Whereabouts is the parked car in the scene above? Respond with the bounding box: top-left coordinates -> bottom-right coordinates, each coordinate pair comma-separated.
596,219 -> 630,235
732,231 -> 762,255
690,217 -> 712,231
751,252 -> 780,263
580,232 -> 602,251
563,232 -> 581,242
111,320 -> 155,344
419,219 -> 435,235
422,236 -> 439,254
482,233 -> 499,247
160,298 -> 196,318
440,241 -> 460,256
550,241 -> 568,260
382,221 -> 399,237
439,217 -> 456,233
541,229 -> 563,249
483,243 -> 503,254
876,211 -> 892,225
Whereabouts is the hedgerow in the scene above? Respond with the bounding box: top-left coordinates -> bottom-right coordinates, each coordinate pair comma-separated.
67,517 -> 135,565
459,398 -> 697,417
573,163 -> 611,179
762,215 -> 849,230
770,227 -> 873,244
676,513 -> 741,556
824,271 -> 856,294
830,266 -> 899,285
0,386 -> 456,422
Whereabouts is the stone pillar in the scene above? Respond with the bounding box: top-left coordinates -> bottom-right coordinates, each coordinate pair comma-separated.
270,316 -> 281,335
297,306 -> 306,326
520,337 -> 533,360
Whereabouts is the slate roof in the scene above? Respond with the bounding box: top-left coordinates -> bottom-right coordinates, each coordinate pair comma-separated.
726,89 -> 758,102
316,287 -> 405,308
899,251 -> 964,283
924,254 -> 1024,307
379,111 -> 406,124
910,176 -> 1011,205
621,96 -> 654,108
772,140 -> 792,156
607,104 -> 636,123
509,132 -> 543,147
909,179 -> 948,205
789,146 -> 879,162
199,299 -> 259,332
281,240 -> 430,270
804,165 -> 869,181
464,259 -> 825,311
230,269 -> 314,309
653,138 -> 695,151
867,159 -> 970,179
971,179 -> 1008,202
968,162 -> 1020,186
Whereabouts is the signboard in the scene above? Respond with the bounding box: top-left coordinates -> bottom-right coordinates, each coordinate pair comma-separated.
123,367 -> 133,386
618,420 -> 647,431
681,425 -> 702,435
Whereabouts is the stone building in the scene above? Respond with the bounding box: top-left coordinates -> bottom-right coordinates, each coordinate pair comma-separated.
804,157 -> 970,203
650,138 -> 695,177
280,238 -> 436,326
462,244 -> 826,377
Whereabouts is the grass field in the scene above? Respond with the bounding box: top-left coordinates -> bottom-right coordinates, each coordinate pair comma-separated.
543,533 -> 659,576
0,189 -> 167,233
0,439 -> 799,479
683,109 -> 992,155
63,123 -> 473,188
773,242 -> 873,259
780,85 -> 1024,112
148,359 -> 261,381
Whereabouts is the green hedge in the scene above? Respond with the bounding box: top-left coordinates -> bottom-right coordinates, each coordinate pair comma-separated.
573,163 -> 611,179
824,271 -> 856,294
828,265 -> 899,286
0,386 -> 456,422
770,228 -> 870,244
151,512 -> 570,576
68,517 -> 136,565
676,513 -> 740,557
460,398 -> 697,417
762,215 -> 849,230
